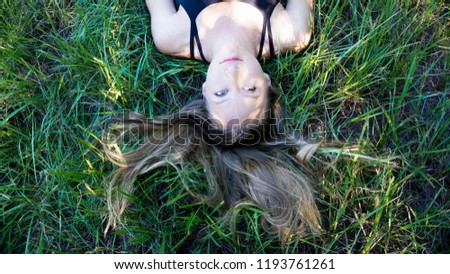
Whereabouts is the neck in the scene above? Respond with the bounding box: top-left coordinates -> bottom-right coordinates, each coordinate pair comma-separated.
202,19 -> 258,63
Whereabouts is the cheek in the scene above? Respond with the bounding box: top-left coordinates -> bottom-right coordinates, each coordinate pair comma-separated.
206,63 -> 223,82
242,97 -> 266,120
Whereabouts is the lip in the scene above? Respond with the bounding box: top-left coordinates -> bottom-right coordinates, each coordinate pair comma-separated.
220,57 -> 243,64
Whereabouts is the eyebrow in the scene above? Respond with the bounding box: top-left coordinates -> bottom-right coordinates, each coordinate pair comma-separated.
212,97 -> 228,105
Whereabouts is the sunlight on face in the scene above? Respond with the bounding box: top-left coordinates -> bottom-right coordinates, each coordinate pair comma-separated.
203,56 -> 271,129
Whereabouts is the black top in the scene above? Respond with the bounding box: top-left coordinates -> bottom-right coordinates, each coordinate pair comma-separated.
174,0 -> 281,62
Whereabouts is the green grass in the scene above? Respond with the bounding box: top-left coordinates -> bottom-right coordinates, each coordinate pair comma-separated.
1,0 -> 449,254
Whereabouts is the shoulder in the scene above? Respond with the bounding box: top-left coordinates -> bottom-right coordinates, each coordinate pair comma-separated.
270,1 -> 313,53
150,9 -> 192,58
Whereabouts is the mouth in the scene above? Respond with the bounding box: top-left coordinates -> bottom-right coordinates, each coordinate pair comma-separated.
220,57 -> 243,64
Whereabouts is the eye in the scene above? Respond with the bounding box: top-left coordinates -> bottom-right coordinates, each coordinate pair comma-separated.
245,87 -> 257,92
214,90 -> 228,97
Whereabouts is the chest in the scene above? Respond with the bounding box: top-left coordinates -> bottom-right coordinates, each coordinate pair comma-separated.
171,1 -> 290,59
195,2 -> 266,31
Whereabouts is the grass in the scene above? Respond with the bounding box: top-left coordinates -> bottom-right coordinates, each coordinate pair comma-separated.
1,0 -> 449,254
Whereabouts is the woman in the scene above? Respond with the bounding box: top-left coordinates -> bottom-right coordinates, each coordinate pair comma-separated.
104,0 -> 319,240
148,0 -> 313,129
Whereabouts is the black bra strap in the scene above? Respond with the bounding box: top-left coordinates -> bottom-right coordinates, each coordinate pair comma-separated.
257,18 -> 267,58
190,22 -> 208,62
267,17 -> 275,57
257,15 -> 276,58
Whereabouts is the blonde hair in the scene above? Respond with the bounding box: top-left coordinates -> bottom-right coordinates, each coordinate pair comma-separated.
103,88 -> 321,239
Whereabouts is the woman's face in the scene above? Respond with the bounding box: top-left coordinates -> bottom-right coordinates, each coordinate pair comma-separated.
203,55 -> 271,129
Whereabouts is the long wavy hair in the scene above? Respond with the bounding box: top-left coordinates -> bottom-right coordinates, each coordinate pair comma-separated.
103,87 -> 322,239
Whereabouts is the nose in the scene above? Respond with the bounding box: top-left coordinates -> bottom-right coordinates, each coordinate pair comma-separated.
225,64 -> 240,79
